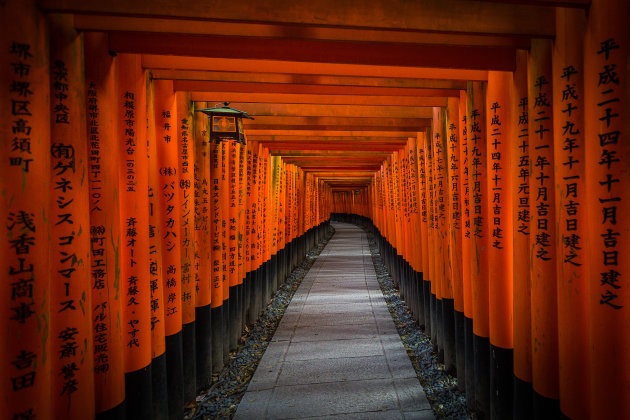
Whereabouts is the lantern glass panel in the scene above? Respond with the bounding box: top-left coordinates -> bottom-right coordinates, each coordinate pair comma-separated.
212,116 -> 236,132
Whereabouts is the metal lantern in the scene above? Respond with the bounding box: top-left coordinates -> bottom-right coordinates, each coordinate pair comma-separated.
196,102 -> 254,144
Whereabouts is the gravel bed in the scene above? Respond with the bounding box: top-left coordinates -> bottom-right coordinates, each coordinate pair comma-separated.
185,226 -> 335,420
364,228 -> 474,420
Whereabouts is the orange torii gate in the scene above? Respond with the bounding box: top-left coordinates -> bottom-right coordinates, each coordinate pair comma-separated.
2,1 -> 629,420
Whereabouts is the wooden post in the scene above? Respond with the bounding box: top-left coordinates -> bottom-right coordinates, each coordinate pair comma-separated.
117,54 -> 152,418
553,8 -> 590,420
510,49 -> 533,420
467,81 -> 490,417
146,76 -> 167,420
210,138 -> 224,372
176,92 -> 197,403
47,14 -> 95,420
154,79 -> 184,418
458,90 -> 473,398
193,101 -> 213,389
446,97 -> 465,383
584,0 -> 629,417
83,31 -> 126,418
1,2 -> 51,419
528,39 -> 560,415
486,70 -> 514,419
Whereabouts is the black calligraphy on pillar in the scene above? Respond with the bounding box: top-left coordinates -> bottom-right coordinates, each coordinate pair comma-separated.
596,38 -> 623,310
489,102 -> 503,249
419,145 -> 428,225
180,118 -> 194,299
533,75 -> 552,261
212,143 -> 222,285
448,124 -> 460,230
8,205 -> 37,396
161,110 -> 179,316
123,92 -> 136,192
559,65 -> 583,268
148,186 -> 161,331
461,115 -> 470,239
87,84 -> 103,212
470,109 -> 484,238
229,145 -> 238,275
435,132 -> 446,226
51,59 -> 81,396
9,42 -> 34,172
516,97 -> 530,236
125,216 -> 140,346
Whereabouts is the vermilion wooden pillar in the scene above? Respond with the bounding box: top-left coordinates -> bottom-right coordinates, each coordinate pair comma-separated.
48,14 -> 95,420
434,106 -> 454,369
467,81 -> 490,417
117,54 -> 152,419
528,39 -> 560,416
146,78 -> 167,420
83,31 -> 126,419
424,130 -> 438,346
247,142 -> 261,324
417,132 -> 432,338
210,139 -> 224,372
237,142 -> 246,330
486,70 -> 514,419
584,0 -> 629,418
175,92 -> 197,403
510,49 -> 532,420
1,2 -> 51,419
220,140 -> 230,360
193,101 -> 213,389
458,90 -> 473,399
408,136 -> 425,326
554,8 -> 589,420
446,97 -> 465,383
228,141 -> 240,350
154,79 -> 185,419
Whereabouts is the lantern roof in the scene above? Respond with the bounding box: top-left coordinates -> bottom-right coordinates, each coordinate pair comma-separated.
196,102 -> 254,119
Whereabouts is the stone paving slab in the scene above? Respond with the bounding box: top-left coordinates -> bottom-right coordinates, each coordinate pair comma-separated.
234,223 -> 434,419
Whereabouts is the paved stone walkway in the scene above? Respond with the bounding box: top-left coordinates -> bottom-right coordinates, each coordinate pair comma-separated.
234,223 -> 434,419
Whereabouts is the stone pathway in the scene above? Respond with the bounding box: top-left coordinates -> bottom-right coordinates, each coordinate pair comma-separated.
234,223 -> 434,419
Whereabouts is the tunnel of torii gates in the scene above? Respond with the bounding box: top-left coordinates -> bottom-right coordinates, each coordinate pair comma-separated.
0,0 -> 629,419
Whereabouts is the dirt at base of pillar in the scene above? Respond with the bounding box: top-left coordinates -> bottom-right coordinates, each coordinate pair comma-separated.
363,228 -> 474,420
184,226 -> 335,420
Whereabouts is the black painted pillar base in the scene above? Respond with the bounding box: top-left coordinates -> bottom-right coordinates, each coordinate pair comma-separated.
465,316 -> 475,411
513,375 -> 533,420
423,280 -> 431,336
165,331 -> 184,420
151,352 -> 169,420
95,402 -> 125,420
416,271 -> 425,327
454,309 -> 466,393
124,362 -> 152,419
222,298 -> 230,360
182,321 -> 196,402
430,293 -> 438,350
436,298 -> 444,363
195,304 -> 212,392
474,334 -> 490,419
211,305 -> 224,373
442,298 -> 456,375
533,390 -> 560,420
270,253 -> 278,294
490,344 -> 513,420
228,285 -> 239,351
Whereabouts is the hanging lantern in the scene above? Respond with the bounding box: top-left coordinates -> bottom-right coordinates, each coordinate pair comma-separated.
196,102 -> 254,144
